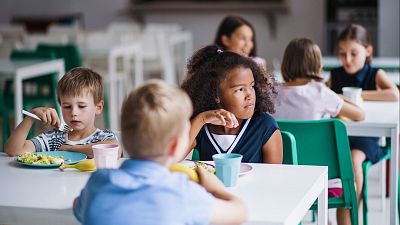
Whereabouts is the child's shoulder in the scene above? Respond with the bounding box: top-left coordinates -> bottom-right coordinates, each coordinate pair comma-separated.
252,112 -> 278,126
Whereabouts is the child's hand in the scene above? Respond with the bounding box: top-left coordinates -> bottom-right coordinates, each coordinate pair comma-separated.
30,107 -> 61,128
196,166 -> 225,195
201,109 -> 239,128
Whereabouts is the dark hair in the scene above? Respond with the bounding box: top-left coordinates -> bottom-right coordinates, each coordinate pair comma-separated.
214,15 -> 257,57
56,67 -> 103,104
281,38 -> 323,82
181,45 -> 277,118
336,24 -> 373,64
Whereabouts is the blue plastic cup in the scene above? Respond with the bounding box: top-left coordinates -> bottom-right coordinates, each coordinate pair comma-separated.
212,153 -> 243,187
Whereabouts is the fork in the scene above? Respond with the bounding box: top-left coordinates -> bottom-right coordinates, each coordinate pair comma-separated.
22,110 -> 73,132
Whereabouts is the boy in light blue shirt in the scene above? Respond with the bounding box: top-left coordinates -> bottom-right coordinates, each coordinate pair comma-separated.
73,80 -> 247,225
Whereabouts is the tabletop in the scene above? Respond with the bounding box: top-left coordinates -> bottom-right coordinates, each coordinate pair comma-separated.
0,155 -> 328,225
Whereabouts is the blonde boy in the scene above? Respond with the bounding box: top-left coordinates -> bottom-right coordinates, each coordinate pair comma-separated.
73,79 -> 247,225
5,67 -> 117,158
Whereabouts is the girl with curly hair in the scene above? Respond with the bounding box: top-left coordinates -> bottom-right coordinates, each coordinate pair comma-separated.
181,45 -> 282,163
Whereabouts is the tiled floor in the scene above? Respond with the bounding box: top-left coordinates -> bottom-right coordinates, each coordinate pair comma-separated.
303,161 -> 391,225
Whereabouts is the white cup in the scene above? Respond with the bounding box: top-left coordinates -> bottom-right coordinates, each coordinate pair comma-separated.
92,144 -> 119,169
342,87 -> 363,106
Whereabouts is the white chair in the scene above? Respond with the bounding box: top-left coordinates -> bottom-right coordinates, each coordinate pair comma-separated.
22,33 -> 69,50
106,43 -> 143,131
0,24 -> 26,42
107,21 -> 141,36
48,24 -> 84,44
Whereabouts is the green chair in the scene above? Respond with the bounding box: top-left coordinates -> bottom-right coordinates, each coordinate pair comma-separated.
362,138 -> 391,225
36,43 -> 82,71
278,119 -> 359,225
192,148 -> 200,161
281,131 -> 298,165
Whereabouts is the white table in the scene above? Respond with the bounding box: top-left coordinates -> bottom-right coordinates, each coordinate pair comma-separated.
0,155 -> 328,225
344,101 -> 400,225
0,59 -> 65,126
227,164 -> 328,225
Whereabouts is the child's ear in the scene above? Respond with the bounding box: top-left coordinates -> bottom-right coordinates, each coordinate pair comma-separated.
95,100 -> 104,115
221,35 -> 230,48
366,45 -> 373,56
167,137 -> 179,157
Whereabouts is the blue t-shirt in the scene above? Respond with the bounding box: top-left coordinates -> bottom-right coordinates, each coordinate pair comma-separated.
195,112 -> 279,163
74,159 -> 215,225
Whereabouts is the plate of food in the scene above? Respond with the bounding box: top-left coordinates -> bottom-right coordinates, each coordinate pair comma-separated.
15,151 -> 87,167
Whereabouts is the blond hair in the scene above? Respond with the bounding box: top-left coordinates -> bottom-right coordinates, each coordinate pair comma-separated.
56,67 -> 103,104
121,79 -> 193,160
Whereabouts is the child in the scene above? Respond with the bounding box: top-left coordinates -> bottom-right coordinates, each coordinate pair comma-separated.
214,15 -> 267,70
329,24 -> 399,225
273,38 -> 365,121
181,45 -> 282,163
73,80 -> 247,225
5,67 -> 118,158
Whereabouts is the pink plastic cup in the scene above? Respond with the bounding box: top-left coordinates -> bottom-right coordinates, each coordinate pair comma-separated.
92,144 -> 119,169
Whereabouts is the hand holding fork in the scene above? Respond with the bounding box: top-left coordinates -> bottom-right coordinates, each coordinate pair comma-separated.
22,108 -> 73,132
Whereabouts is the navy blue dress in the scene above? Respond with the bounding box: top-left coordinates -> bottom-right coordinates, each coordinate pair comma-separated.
195,112 -> 279,163
331,64 -> 386,163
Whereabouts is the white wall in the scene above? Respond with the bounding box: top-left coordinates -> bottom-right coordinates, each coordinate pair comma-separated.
142,0 -> 325,67
378,0 -> 399,57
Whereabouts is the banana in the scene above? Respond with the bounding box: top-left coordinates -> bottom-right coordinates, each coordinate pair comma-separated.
170,163 -> 199,183
59,159 -> 96,172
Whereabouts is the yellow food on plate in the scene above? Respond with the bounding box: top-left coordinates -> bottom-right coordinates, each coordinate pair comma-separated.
170,163 -> 200,183
16,152 -> 64,165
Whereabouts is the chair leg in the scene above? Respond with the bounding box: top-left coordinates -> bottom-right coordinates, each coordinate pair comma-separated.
362,162 -> 369,225
351,207 -> 359,225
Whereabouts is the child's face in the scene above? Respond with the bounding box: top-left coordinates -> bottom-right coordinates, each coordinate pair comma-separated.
222,25 -> 254,57
217,67 -> 256,120
338,39 -> 372,74
60,92 -> 103,132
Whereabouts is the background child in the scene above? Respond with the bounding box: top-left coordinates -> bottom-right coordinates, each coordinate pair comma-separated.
73,79 -> 247,225
181,45 -> 282,163
214,15 -> 267,70
5,67 -> 117,158
273,38 -> 365,121
329,24 -> 399,225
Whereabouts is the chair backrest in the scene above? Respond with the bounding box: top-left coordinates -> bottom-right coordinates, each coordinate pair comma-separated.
37,43 -> 82,71
278,119 -> 354,180
278,119 -> 357,208
281,131 -> 298,165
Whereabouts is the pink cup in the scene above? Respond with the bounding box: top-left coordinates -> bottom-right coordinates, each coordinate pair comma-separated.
92,144 -> 119,169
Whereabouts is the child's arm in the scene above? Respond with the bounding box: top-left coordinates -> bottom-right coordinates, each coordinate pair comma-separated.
361,69 -> 399,101
4,107 -> 61,156
262,129 -> 283,164
59,139 -> 120,159
184,109 -> 239,159
196,166 -> 247,224
338,97 -> 365,121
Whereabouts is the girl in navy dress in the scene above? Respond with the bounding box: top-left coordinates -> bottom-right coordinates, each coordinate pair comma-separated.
329,24 -> 399,225
181,45 -> 282,164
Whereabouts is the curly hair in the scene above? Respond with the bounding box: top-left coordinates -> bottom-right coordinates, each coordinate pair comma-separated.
181,45 -> 277,118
